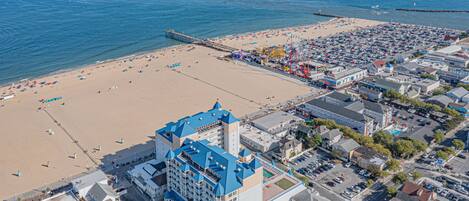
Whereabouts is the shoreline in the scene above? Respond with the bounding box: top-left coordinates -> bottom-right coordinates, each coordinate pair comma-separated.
0,18 -> 342,89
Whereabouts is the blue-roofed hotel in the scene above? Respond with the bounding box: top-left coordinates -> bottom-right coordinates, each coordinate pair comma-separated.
164,139 -> 263,201
155,101 -> 240,163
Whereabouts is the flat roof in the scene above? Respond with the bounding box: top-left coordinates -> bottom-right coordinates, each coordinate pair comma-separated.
252,111 -> 303,131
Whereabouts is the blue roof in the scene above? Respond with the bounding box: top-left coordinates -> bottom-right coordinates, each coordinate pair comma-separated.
214,183 -> 225,197
164,190 -> 185,201
165,150 -> 175,160
249,158 -> 262,170
156,102 -> 239,139
213,101 -> 222,110
239,149 -> 251,157
173,139 -> 257,196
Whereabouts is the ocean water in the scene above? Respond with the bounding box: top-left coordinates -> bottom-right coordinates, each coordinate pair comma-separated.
1,0 -> 468,84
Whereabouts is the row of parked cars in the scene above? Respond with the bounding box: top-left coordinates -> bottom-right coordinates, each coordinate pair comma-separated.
341,182 -> 368,199
431,176 -> 469,200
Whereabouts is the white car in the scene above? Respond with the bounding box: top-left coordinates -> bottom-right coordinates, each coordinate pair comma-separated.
344,162 -> 351,168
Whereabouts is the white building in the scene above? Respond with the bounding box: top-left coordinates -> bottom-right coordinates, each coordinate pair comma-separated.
240,125 -> 279,153
320,68 -> 368,89
127,160 -> 167,200
251,111 -> 304,137
71,170 -> 117,201
155,101 -> 240,163
414,79 -> 440,94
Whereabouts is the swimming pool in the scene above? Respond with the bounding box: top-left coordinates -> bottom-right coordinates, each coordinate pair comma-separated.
263,169 -> 275,178
389,129 -> 401,136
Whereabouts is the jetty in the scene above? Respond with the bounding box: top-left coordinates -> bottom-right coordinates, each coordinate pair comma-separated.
313,12 -> 344,18
396,8 -> 469,13
165,29 -> 238,52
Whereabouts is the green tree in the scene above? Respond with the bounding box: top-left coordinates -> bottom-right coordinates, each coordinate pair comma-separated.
412,171 -> 423,180
420,73 -> 437,80
387,186 -> 398,198
394,140 -> 416,158
367,179 -> 374,188
368,165 -> 385,178
373,131 -> 394,148
434,131 -> 444,144
436,150 -> 449,160
457,83 -> 469,91
452,139 -> 465,150
392,172 -> 408,184
386,159 -> 401,172
412,139 -> 428,152
307,134 -> 323,149
442,147 -> 456,155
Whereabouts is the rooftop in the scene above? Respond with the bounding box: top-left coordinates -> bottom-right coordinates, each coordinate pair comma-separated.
447,87 -> 468,98
307,99 -> 367,122
252,111 -> 303,132
170,139 -> 261,196
334,138 -> 360,153
71,170 -> 107,191
156,101 -> 239,141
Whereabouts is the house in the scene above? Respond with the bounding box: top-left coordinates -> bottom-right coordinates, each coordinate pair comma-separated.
350,146 -> 388,171
367,60 -> 386,75
296,124 -> 313,137
360,77 -> 409,95
332,138 -> 360,161
71,170 -> 109,199
391,181 -> 437,201
86,183 -> 119,201
127,159 -> 167,200
426,95 -> 453,108
446,87 -> 468,102
320,129 -> 343,148
277,136 -> 303,162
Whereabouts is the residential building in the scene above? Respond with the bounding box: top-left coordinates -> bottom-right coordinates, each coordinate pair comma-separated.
300,92 -> 392,136
391,181 -> 437,201
86,183 -> 119,201
350,146 -> 388,171
414,79 -> 440,94
367,60 -> 386,75
332,138 -> 360,161
446,87 -> 468,102
276,136 -> 302,163
462,93 -> 469,103
164,139 -> 263,201
71,170 -> 108,199
71,170 -> 117,201
252,111 -> 304,137
320,129 -> 343,148
155,101 -> 240,162
426,95 -> 453,108
240,125 -> 279,153
127,160 -> 167,200
319,68 -> 367,89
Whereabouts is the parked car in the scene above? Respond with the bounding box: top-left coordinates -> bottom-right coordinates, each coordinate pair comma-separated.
457,154 -> 466,159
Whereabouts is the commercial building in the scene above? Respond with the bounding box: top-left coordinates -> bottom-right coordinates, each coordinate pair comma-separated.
319,68 -> 367,89
446,87 -> 468,102
414,79 -> 440,94
428,45 -> 469,68
300,92 -> 392,136
240,125 -> 279,153
164,139 -> 263,201
426,95 -> 453,108
251,111 -> 304,137
332,138 -> 360,161
155,101 -> 240,162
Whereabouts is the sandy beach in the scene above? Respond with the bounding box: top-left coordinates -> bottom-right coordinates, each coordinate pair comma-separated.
0,17 -> 381,199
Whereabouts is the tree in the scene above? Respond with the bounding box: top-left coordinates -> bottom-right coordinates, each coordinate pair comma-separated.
368,165 -> 385,178
412,139 -> 428,152
394,140 -> 416,158
434,131 -> 444,144
420,73 -> 437,80
307,134 -> 323,149
436,150 -> 449,160
442,147 -> 456,155
392,172 -> 408,184
387,186 -> 398,198
386,159 -> 401,172
457,83 -> 469,91
412,171 -> 423,180
373,131 -> 394,148
366,179 -> 374,188
452,139 -> 465,150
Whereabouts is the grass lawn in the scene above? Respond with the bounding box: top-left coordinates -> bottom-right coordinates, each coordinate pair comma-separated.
275,178 -> 295,190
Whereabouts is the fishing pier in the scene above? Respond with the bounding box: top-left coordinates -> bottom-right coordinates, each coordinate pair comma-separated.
165,29 -> 238,52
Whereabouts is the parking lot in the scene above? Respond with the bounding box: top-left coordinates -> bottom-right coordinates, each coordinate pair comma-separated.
290,149 -> 370,200
446,151 -> 469,176
388,105 -> 440,143
422,177 -> 469,201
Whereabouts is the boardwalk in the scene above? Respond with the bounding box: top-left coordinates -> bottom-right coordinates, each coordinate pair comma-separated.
165,29 -> 238,52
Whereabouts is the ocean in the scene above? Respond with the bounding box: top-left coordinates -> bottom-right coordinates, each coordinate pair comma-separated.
1,0 -> 468,84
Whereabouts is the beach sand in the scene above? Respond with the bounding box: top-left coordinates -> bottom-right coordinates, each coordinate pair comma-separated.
0,17 -> 381,199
